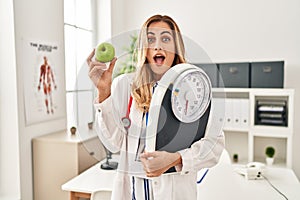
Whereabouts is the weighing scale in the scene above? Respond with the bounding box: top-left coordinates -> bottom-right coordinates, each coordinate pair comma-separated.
146,63 -> 212,153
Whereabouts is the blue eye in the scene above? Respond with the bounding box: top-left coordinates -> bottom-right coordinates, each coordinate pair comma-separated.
148,37 -> 155,44
162,37 -> 171,43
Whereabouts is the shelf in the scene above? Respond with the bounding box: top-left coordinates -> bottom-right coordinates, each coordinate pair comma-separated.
252,125 -> 291,130
232,158 -> 287,168
232,159 -> 249,166
253,157 -> 287,168
223,128 -> 248,132
250,131 -> 291,138
224,131 -> 248,163
218,88 -> 294,168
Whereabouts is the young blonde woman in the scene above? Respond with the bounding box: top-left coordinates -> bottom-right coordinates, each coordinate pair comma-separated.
87,14 -> 224,200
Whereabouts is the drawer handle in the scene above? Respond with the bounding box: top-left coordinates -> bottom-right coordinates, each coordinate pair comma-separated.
229,67 -> 238,74
263,66 -> 272,73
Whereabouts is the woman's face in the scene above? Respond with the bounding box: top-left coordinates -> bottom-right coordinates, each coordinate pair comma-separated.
146,21 -> 176,81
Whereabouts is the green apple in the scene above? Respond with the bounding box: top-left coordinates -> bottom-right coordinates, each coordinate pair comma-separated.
95,42 -> 115,63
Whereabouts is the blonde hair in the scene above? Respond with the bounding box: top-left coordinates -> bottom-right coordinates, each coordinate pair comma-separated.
132,15 -> 186,112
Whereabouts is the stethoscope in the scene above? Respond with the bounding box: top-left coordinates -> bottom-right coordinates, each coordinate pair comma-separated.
121,95 -> 148,162
121,95 -> 150,199
121,83 -> 156,130
121,85 -> 155,161
121,95 -> 133,130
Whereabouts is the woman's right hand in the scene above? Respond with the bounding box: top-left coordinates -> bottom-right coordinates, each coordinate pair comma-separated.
87,49 -> 117,103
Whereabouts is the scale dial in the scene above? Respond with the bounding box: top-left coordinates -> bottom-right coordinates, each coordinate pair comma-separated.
171,68 -> 211,123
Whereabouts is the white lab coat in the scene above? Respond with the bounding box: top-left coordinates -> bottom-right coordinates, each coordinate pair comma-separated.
94,73 -> 225,200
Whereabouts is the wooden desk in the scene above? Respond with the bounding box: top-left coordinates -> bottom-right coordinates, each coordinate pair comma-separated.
62,155 -> 300,200
198,163 -> 300,200
62,158 -> 117,200
70,191 -> 91,200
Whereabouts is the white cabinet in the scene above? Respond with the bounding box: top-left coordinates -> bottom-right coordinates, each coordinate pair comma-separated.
212,88 -> 294,168
33,127 -> 106,200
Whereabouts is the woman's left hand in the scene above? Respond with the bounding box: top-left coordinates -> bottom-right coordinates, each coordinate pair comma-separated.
140,151 -> 182,177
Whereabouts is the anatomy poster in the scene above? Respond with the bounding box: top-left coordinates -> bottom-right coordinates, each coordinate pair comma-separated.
22,39 -> 66,125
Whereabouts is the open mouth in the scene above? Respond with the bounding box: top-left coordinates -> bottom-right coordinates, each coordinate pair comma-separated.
153,54 -> 165,65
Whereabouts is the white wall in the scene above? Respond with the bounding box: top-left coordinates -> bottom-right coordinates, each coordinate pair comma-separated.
0,0 -> 21,199
13,0 -> 66,199
111,0 -> 300,178
1,1 -> 299,199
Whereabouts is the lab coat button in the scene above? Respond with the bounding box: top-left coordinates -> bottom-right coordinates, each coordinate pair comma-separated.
185,171 -> 189,174
98,109 -> 101,112
154,181 -> 158,185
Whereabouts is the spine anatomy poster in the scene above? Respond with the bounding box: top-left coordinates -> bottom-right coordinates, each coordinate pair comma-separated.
22,39 -> 66,125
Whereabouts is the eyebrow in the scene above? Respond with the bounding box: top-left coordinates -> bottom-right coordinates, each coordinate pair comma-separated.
147,31 -> 173,36
161,31 -> 172,36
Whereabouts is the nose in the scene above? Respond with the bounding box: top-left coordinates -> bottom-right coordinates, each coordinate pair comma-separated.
154,40 -> 162,51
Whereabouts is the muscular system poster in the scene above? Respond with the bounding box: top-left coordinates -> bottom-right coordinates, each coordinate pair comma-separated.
22,39 -> 66,125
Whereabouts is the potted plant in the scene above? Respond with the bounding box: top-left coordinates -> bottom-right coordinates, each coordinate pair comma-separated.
70,126 -> 77,135
114,34 -> 138,78
265,146 -> 275,165
233,153 -> 239,163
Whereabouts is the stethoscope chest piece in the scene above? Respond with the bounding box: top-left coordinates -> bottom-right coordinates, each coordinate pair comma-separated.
122,117 -> 131,130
